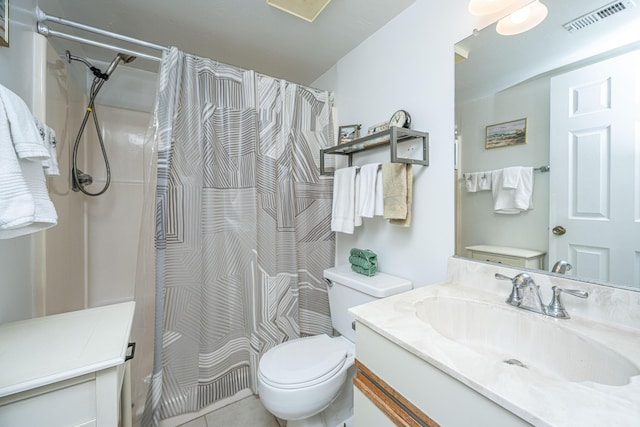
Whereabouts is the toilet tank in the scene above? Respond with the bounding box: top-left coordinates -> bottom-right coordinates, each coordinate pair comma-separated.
323,265 -> 412,342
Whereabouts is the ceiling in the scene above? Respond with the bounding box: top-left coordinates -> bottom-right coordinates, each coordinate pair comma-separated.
456,0 -> 640,103
35,0 -> 415,85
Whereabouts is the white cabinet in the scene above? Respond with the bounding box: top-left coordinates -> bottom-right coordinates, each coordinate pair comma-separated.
0,302 -> 135,427
353,322 -> 530,426
465,245 -> 545,269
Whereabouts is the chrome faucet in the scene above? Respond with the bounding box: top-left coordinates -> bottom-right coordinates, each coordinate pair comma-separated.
495,272 -> 588,319
551,260 -> 572,274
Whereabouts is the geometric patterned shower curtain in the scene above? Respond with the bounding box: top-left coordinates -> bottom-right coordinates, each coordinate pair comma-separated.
143,47 -> 335,425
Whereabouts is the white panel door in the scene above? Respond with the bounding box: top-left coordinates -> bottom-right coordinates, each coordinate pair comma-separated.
549,49 -> 640,288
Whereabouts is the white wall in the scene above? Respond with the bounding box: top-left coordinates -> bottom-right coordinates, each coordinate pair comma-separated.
0,0 -> 39,322
457,76 -> 550,264
313,0 -> 480,288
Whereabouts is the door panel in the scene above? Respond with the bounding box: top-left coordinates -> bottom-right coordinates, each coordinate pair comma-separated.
550,50 -> 640,288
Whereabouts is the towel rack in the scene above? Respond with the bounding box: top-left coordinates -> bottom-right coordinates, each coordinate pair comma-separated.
462,165 -> 550,181
320,127 -> 428,175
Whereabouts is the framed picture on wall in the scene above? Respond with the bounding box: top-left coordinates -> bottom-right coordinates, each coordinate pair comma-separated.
338,124 -> 361,144
485,118 -> 527,149
0,0 -> 8,48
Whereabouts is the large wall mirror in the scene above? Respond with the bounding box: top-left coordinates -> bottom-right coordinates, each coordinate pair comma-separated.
455,0 -> 640,291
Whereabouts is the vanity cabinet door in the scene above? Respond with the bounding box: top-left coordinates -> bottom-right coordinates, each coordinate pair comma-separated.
354,387 -> 396,427
354,322 -> 531,427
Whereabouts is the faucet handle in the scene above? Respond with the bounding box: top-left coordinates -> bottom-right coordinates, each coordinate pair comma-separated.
546,286 -> 589,319
495,273 -> 527,306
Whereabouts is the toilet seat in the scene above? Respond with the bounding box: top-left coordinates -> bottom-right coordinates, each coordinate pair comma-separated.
259,335 -> 348,389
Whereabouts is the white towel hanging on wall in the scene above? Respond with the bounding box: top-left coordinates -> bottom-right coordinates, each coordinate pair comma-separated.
0,84 -> 58,238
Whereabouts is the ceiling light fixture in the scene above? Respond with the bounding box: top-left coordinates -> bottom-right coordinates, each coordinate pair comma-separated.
468,0 -> 517,16
496,0 -> 548,35
267,0 -> 331,23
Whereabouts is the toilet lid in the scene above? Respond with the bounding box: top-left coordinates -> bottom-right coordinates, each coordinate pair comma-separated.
259,335 -> 347,388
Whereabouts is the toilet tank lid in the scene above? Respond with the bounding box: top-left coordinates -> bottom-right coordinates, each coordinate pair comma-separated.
323,265 -> 412,297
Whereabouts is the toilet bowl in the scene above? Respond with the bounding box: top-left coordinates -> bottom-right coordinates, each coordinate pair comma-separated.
258,334 -> 354,423
258,265 -> 412,426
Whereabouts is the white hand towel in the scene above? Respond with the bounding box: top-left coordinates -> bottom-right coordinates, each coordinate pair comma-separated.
374,168 -> 383,216
358,163 -> 381,218
331,166 -> 358,234
478,172 -> 492,191
514,167 -> 533,210
354,172 -> 362,227
502,166 -> 521,189
0,85 -> 50,161
464,173 -> 478,192
491,167 -> 534,214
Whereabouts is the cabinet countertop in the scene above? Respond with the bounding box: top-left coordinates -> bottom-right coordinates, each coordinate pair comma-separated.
0,301 -> 135,397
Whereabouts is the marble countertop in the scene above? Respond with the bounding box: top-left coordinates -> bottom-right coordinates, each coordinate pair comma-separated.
349,258 -> 640,426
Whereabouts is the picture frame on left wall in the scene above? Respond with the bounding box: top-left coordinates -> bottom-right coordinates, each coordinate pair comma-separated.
0,0 -> 8,48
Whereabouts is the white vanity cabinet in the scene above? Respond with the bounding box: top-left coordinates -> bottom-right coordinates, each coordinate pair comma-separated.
0,302 -> 136,427
353,322 -> 530,427
465,245 -> 545,269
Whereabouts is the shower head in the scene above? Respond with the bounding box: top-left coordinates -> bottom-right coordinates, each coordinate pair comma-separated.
119,53 -> 137,64
66,50 -> 94,69
105,52 -> 137,77
65,50 -> 136,80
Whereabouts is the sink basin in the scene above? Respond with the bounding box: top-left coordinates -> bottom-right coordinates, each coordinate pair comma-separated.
414,296 -> 639,386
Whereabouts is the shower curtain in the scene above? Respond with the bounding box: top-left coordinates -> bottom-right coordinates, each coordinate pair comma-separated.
143,47 -> 335,424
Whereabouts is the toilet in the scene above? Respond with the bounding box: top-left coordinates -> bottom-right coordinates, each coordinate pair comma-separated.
258,265 -> 412,426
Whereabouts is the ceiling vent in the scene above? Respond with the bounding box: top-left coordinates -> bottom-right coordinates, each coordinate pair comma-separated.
563,0 -> 636,33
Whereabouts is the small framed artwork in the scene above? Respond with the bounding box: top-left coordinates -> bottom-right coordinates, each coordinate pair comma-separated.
0,0 -> 8,48
367,121 -> 389,135
338,124 -> 361,144
485,118 -> 527,149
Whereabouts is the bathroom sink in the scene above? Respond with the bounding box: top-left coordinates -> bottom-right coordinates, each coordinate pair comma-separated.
414,296 -> 639,386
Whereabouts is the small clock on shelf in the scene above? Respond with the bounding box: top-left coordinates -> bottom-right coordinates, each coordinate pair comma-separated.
389,110 -> 411,129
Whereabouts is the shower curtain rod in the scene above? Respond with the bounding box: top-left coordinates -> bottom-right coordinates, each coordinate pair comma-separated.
35,7 -> 168,62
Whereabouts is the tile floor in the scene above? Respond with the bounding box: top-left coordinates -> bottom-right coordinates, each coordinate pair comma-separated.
179,395 -> 282,427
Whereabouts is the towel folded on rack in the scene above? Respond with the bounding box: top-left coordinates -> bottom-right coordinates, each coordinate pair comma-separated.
463,171 -> 492,192
382,162 -> 413,227
491,167 -> 533,214
384,163 -> 413,227
331,166 -> 358,234
374,168 -> 384,216
349,248 -> 377,276
358,163 -> 381,218
478,172 -> 492,190
464,173 -> 478,192
502,166 -> 521,189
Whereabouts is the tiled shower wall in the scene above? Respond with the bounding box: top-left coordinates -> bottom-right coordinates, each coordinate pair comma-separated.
44,42 -> 158,419
44,43 -> 156,313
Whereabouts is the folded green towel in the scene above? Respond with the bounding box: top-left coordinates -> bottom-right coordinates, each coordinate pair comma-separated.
351,263 -> 377,276
349,248 -> 378,276
350,248 -> 377,262
349,255 -> 377,270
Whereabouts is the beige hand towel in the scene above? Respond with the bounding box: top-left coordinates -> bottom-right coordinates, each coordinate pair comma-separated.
390,165 -> 412,227
382,162 -> 413,226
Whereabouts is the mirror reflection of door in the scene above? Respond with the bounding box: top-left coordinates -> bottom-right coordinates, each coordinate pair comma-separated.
549,50 -> 640,285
